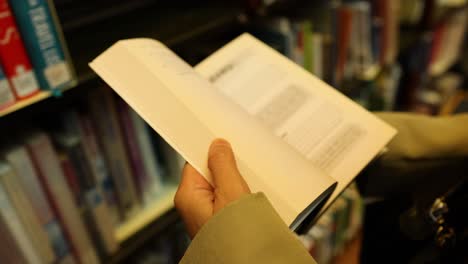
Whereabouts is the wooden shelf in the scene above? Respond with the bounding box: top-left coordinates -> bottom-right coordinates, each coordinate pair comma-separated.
0,91 -> 53,118
114,185 -> 178,243
0,79 -> 78,118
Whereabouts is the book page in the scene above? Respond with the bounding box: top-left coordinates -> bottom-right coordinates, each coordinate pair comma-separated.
90,38 -> 336,226
195,33 -> 396,206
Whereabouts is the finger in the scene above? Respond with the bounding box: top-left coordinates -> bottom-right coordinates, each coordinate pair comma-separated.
179,163 -> 211,189
175,163 -> 211,210
208,138 -> 243,188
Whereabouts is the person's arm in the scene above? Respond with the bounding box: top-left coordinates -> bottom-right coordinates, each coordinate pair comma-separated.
175,139 -> 316,264
359,112 -> 468,197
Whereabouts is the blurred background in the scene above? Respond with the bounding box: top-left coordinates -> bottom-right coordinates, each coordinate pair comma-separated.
0,0 -> 466,263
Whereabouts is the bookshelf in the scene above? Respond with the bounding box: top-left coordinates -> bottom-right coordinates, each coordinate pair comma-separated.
0,91 -> 52,117
0,4 -> 244,119
115,185 -> 178,243
0,80 -> 78,118
1,0 -> 466,263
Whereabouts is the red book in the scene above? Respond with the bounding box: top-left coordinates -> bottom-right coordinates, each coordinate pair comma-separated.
428,23 -> 446,67
27,133 -> 99,264
0,0 -> 39,99
335,7 -> 353,84
59,154 -> 82,205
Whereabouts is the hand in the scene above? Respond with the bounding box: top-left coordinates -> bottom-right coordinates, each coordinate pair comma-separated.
174,139 -> 251,238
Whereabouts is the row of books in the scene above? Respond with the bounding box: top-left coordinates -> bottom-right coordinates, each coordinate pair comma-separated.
0,86 -> 183,263
251,0 -> 467,113
250,0 -> 399,110
0,0 -> 75,110
299,184 -> 363,264
252,0 -> 399,87
399,6 -> 467,114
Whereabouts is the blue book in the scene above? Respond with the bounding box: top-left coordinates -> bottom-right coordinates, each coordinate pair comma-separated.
9,0 -> 75,93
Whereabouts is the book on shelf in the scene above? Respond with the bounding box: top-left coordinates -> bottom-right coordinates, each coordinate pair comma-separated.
118,99 -> 153,203
0,63 -> 15,110
378,0 -> 400,66
76,111 -> 120,224
0,211 -> 28,263
9,0 -> 76,92
5,145 -> 74,262
0,0 -> 40,99
53,128 -> 118,256
119,99 -> 165,203
249,0 -> 400,104
26,133 -> 100,264
87,87 -> 140,219
0,159 -> 55,263
0,162 -> 42,264
428,8 -> 467,76
59,153 -> 81,205
59,153 -> 118,257
90,33 -> 396,233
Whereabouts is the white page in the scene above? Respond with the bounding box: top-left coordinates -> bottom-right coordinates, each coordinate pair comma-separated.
90,38 -> 335,226
195,33 -> 397,206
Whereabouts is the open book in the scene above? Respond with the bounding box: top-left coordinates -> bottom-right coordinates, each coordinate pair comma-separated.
90,33 -> 396,233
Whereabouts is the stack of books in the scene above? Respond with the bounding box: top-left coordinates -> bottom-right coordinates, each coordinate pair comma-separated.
0,0 -> 76,111
0,86 -> 183,263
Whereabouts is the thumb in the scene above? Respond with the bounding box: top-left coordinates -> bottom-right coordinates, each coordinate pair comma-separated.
208,139 -> 243,189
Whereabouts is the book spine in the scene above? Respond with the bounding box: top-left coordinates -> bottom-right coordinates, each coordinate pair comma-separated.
292,22 -> 304,66
57,137 -> 119,256
60,154 -> 82,203
88,87 -> 139,219
117,99 -> 147,202
312,33 -> 323,79
78,113 -> 120,224
0,161 -> 56,263
84,188 -> 119,255
0,163 -> 41,264
27,133 -> 100,264
5,146 -> 73,262
328,4 -> 338,86
302,21 -> 314,73
348,5 -> 361,76
9,0 -> 75,91
129,108 -> 164,196
335,7 -> 353,85
383,0 -> 399,65
0,64 -> 15,109
0,214 -> 28,263
0,0 -> 40,98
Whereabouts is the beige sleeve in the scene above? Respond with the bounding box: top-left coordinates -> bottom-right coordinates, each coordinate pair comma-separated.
359,112 -> 468,197
376,112 -> 468,159
180,193 -> 316,264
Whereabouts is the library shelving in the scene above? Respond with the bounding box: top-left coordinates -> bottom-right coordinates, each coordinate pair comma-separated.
114,185 -> 178,243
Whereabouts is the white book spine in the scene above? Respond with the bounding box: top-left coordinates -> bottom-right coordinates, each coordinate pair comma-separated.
0,164 -> 41,264
27,133 -> 100,264
312,34 -> 323,79
6,146 -> 75,262
0,161 -> 56,263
